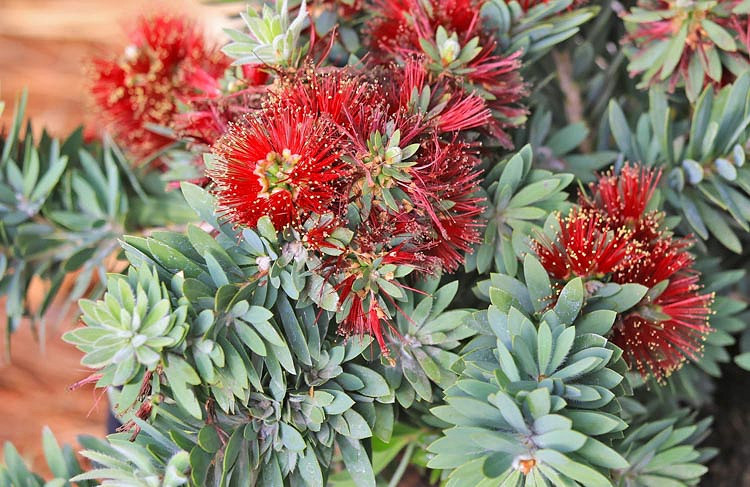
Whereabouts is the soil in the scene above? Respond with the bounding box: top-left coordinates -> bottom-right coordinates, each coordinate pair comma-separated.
702,363 -> 750,487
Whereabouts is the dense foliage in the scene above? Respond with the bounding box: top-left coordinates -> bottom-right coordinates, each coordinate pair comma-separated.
3,0 -> 750,485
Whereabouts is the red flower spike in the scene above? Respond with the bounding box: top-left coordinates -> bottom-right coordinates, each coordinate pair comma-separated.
610,239 -> 713,381
174,88 -> 265,148
624,0 -> 750,91
408,138 -> 485,271
426,216 -> 482,271
271,65 -> 485,274
336,274 -> 392,355
90,14 -> 229,159
342,293 -> 390,355
391,57 -> 492,134
242,65 -> 271,85
210,108 -> 348,229
367,0 -> 527,146
580,164 -> 664,242
271,67 -> 385,134
436,94 -> 494,133
538,162 -> 713,381
534,208 -> 642,281
613,237 -> 694,287
367,0 -> 417,55
210,62 -> 490,357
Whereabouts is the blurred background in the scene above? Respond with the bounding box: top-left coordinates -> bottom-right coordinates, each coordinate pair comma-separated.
0,0 -> 231,474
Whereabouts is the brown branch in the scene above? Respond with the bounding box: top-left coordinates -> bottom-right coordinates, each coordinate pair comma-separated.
551,49 -> 593,153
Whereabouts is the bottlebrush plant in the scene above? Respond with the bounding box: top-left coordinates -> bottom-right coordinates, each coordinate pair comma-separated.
3,0 -> 750,485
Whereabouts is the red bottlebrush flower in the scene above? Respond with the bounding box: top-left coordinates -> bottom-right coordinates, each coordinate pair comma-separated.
335,246 -> 418,354
518,0 -> 548,9
174,89 -> 264,148
368,0 -> 478,54
426,216 -> 482,271
271,67 -> 384,133
389,57 -> 492,135
447,49 -> 526,147
623,0 -> 750,92
613,238 -> 695,290
174,63 -> 270,146
341,290 -> 389,352
210,108 -> 348,229
242,65 -> 271,86
90,14 -> 229,159
434,94 -> 493,134
536,162 -> 713,381
407,137 -> 484,271
269,67 -> 488,260
172,86 -> 267,189
610,238 -> 713,380
367,0 -> 417,54
580,164 -> 663,242
534,208 -> 642,280
210,62 -> 488,356
367,0 -> 527,146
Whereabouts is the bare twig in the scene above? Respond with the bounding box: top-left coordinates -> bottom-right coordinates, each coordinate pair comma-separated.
551,49 -> 593,152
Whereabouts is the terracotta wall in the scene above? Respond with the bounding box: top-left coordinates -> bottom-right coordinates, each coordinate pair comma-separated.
0,0 -> 231,475
0,0 -> 233,135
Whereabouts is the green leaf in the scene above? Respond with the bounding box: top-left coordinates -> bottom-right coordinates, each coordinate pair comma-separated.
554,278 -> 583,324
403,355 -> 432,401
589,284 -> 648,312
534,429 -> 587,452
298,447 -> 324,487
551,356 -> 601,380
735,352 -> 750,370
280,423 -> 306,451
248,318 -> 285,348
490,391 -> 529,434
308,274 -> 339,311
198,426 -> 221,453
277,294 -> 312,366
699,201 -> 742,253
524,254 -> 553,314
680,191 -> 709,239
345,364 -> 390,397
526,388 -> 551,419
181,183 -> 218,226
257,216 -> 278,243
337,437 -> 376,487
245,305 -> 273,323
31,154 -> 68,204
163,355 -> 203,419
41,427 -> 69,480
577,438 -> 629,469
343,409 -> 373,439
701,19 -> 736,51
535,449 -> 610,486
660,23 -> 688,80
235,321 -> 267,356
191,447 -> 214,486
574,310 -> 616,335
377,278 -> 404,300
609,101 -> 632,157
537,321 -> 553,375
